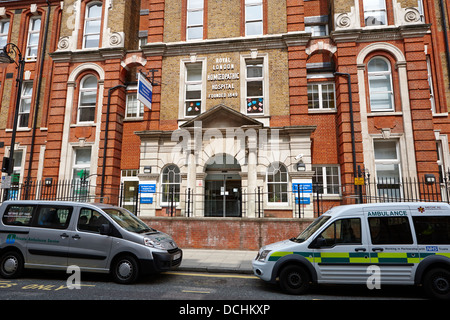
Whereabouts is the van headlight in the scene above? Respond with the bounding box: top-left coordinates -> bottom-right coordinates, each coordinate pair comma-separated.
144,237 -> 164,249
257,250 -> 271,262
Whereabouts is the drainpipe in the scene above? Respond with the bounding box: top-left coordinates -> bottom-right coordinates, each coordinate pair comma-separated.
100,84 -> 127,202
25,0 -> 51,197
440,0 -> 450,88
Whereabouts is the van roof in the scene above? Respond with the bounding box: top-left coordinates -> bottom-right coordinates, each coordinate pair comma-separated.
325,202 -> 450,216
1,200 -> 118,209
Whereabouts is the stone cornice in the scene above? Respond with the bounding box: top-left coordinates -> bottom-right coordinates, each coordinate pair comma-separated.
142,32 -> 311,57
49,47 -> 126,63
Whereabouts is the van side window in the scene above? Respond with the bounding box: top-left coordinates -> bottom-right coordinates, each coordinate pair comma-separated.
413,216 -> 450,245
369,217 -> 413,244
35,206 -> 72,229
317,218 -> 362,247
2,205 -> 34,226
78,208 -> 109,233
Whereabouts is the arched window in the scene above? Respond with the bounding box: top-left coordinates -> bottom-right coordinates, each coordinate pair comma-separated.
367,57 -> 394,112
78,75 -> 97,123
83,2 -> 102,49
161,165 -> 181,203
267,163 -> 288,203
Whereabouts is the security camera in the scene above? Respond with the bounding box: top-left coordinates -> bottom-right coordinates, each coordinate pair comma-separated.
294,154 -> 303,161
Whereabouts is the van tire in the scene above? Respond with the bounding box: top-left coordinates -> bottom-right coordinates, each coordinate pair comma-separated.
0,251 -> 24,279
423,267 -> 450,300
279,265 -> 310,295
111,255 -> 139,284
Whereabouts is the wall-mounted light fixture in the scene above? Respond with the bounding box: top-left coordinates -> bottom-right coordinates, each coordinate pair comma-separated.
143,166 -> 152,174
424,174 -> 436,185
296,161 -> 306,172
44,177 -> 53,186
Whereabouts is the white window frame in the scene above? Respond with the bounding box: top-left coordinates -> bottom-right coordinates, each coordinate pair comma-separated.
160,165 -> 181,206
245,0 -> 263,36
368,57 -> 395,112
72,147 -> 92,181
77,75 -> 98,124
373,140 -> 402,198
312,165 -> 341,196
125,90 -> 144,119
245,58 -> 265,115
305,24 -> 328,37
363,0 -> 387,27
0,19 -> 10,48
266,163 -> 289,204
426,56 -> 436,114
18,82 -> 33,129
83,2 -> 102,49
307,82 -> 336,110
186,0 -> 204,41
182,61 -> 204,118
26,16 -> 41,60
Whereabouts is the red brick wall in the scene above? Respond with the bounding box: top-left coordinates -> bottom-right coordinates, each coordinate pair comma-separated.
141,217 -> 314,250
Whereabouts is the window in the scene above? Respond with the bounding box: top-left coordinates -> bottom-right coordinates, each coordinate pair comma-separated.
246,59 -> 264,114
78,75 -> 97,123
185,63 -> 202,117
437,141 -> 445,183
308,83 -> 335,110
161,165 -> 181,204
73,147 -> 91,181
0,19 -> 10,47
11,150 -> 23,186
363,0 -> 387,26
78,208 -> 109,233
26,17 -> 41,59
368,57 -> 394,111
126,93 -> 144,119
83,2 -> 102,49
374,140 -> 401,198
72,148 -> 91,198
18,82 -> 33,128
368,217 -> 413,244
427,57 -> 436,113
313,166 -> 341,195
36,206 -> 72,229
186,0 -> 203,40
413,216 -> 450,245
245,0 -> 263,36
315,218 -> 362,247
2,205 -> 34,226
267,163 -> 288,203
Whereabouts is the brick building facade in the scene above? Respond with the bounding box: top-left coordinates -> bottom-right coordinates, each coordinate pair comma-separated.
0,0 -> 449,225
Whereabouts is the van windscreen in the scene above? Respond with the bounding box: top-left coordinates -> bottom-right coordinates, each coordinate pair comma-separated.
103,207 -> 156,233
291,215 -> 331,243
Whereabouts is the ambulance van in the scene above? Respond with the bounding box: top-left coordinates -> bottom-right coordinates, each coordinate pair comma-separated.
0,201 -> 182,284
252,202 -> 450,299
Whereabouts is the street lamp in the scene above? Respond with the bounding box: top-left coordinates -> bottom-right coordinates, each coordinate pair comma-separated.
0,43 -> 25,194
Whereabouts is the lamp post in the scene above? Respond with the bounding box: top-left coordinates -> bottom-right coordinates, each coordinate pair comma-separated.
0,43 -> 25,196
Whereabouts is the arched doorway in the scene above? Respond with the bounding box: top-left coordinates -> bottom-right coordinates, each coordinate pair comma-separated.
205,154 -> 242,217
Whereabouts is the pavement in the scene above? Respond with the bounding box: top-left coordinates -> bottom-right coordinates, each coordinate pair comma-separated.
178,249 -> 258,274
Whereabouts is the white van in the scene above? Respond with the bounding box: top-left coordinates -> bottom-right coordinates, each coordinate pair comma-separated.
0,201 -> 182,284
252,202 -> 450,299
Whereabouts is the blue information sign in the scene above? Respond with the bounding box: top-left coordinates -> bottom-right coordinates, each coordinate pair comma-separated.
138,73 -> 153,110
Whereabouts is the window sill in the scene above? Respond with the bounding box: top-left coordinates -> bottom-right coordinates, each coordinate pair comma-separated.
367,111 -> 402,117
308,109 -> 337,114
70,123 -> 96,128
124,117 -> 144,122
5,128 -> 31,132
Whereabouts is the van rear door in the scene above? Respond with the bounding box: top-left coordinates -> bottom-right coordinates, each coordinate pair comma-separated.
365,207 -> 418,285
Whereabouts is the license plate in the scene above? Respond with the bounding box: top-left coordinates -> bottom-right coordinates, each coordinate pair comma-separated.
173,252 -> 181,260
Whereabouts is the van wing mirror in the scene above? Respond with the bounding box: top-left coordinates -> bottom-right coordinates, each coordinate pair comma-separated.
99,224 -> 110,235
310,237 -> 327,248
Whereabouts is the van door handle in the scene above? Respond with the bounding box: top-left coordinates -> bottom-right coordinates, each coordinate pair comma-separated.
355,248 -> 366,252
60,233 -> 69,239
372,247 -> 384,252
72,235 -> 81,240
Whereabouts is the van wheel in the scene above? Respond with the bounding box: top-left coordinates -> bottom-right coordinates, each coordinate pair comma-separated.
279,265 -> 310,295
0,251 -> 24,279
111,255 -> 139,284
423,267 -> 450,300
